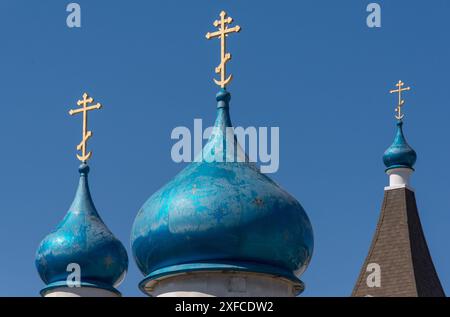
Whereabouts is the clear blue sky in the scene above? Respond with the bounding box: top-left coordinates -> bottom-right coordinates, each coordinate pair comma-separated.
0,0 -> 449,296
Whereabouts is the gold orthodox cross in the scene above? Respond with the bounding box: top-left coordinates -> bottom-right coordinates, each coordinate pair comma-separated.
206,11 -> 241,88
389,80 -> 411,120
69,93 -> 102,162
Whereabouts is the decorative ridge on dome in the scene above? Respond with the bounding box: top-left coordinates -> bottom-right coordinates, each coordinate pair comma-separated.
216,88 -> 231,105
139,262 -> 305,295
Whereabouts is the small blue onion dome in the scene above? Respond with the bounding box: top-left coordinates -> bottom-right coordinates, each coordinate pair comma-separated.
35,164 -> 128,295
383,120 -> 417,171
131,89 -> 314,295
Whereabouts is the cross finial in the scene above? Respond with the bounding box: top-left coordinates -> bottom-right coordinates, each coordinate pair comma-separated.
69,92 -> 102,162
205,11 -> 241,88
389,80 -> 411,121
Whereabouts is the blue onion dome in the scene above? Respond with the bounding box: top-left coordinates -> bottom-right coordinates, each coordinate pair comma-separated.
383,120 -> 417,171
35,164 -> 128,295
131,89 -> 314,294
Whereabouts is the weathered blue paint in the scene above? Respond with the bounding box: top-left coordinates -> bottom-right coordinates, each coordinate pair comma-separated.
383,121 -> 417,171
35,164 -> 128,295
131,89 -> 314,295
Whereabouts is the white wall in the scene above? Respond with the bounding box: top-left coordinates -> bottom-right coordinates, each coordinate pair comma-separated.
144,271 -> 300,297
43,287 -> 120,297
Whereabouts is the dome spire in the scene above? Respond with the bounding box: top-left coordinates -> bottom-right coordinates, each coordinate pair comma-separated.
384,81 -> 417,189
196,89 -> 249,164
35,94 -> 128,297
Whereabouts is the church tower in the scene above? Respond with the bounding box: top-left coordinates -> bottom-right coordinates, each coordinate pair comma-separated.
352,81 -> 445,297
35,93 -> 128,297
130,11 -> 314,297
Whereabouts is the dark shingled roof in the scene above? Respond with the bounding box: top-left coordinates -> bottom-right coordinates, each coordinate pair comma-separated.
352,187 -> 445,297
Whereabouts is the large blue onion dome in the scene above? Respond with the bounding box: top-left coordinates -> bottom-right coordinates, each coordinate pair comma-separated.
383,120 -> 417,171
35,164 -> 128,295
131,89 -> 314,294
